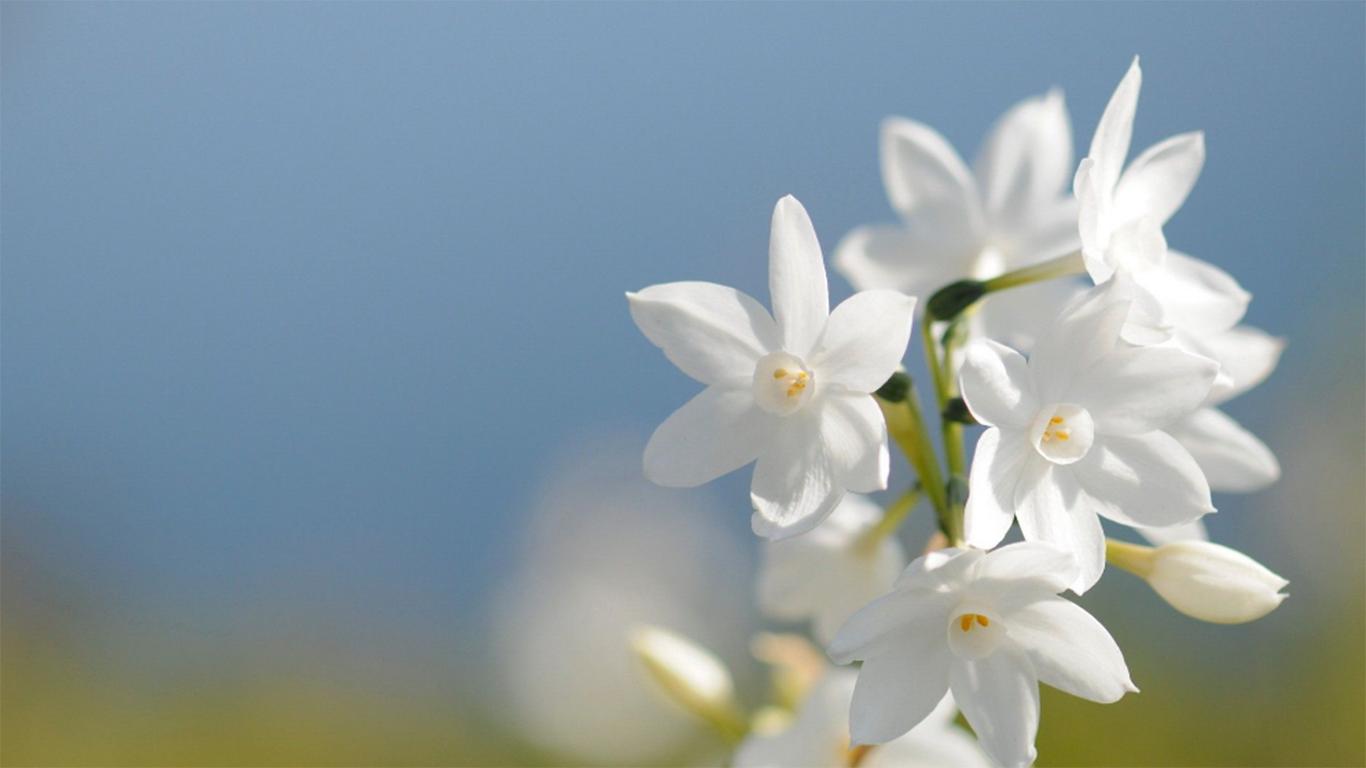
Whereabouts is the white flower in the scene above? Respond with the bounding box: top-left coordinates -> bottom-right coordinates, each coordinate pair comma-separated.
829,543 -> 1135,768
628,195 -> 918,539
1110,540 -> 1289,624
959,285 -> 1220,592
1075,57 -> 1249,334
757,494 -> 907,645
734,668 -> 991,768
631,625 -> 741,729
836,90 -> 1079,348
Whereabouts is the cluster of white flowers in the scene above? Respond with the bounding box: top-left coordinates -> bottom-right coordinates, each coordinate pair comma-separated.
627,58 -> 1287,768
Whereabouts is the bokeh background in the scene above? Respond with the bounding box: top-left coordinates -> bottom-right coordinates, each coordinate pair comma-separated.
3,2 -> 1363,766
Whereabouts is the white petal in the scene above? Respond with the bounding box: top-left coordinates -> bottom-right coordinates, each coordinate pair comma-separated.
1073,431 -> 1215,529
642,393 -> 767,492
769,195 -> 830,355
1137,518 -> 1209,546
1075,159 -> 1109,277
973,277 -> 1087,354
992,197 -> 1082,267
959,339 -> 1037,429
1014,461 -> 1106,593
949,650 -> 1040,768
975,88 -> 1074,224
750,414 -> 840,540
643,386 -> 771,487
1133,250 -> 1250,335
849,632 -> 953,745
1028,286 -> 1130,404
1003,596 -> 1136,703
973,540 -> 1077,594
1192,325 -> 1285,405
867,726 -> 994,768
811,290 -> 918,393
1113,131 -> 1204,228
964,428 -> 1031,549
881,117 -> 982,228
1069,345 -> 1219,434
1168,408 -> 1280,492
834,224 -> 977,295
1088,57 -> 1141,195
827,587 -> 949,664
820,394 -> 891,494
893,547 -> 983,591
628,282 -> 779,385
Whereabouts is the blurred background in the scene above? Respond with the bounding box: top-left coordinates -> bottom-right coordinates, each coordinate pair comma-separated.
2,2 -> 1362,766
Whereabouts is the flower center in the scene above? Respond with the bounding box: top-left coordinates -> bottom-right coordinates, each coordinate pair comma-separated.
947,609 -> 1005,660
752,352 -> 815,416
1028,403 -> 1095,465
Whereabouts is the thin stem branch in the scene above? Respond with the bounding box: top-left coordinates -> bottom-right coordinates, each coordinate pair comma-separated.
981,249 -> 1086,293
859,485 -> 920,553
875,389 -> 948,522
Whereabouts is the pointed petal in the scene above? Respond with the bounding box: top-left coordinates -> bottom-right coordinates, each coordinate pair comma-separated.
1191,325 -> 1284,405
965,428 -> 1032,549
833,224 -> 975,294
849,632 -> 953,745
974,540 -> 1077,593
811,290 -> 918,393
975,88 -> 1075,223
973,276 -> 1087,354
1168,407 -> 1280,492
960,339 -> 1037,429
1133,250 -> 1250,335
1014,461 -> 1106,593
949,650 -> 1040,768
894,547 -> 983,591
881,117 -> 982,228
769,195 -> 830,355
1088,57 -> 1141,195
1069,345 -> 1219,434
1028,286 -> 1130,404
1073,431 -> 1215,529
750,414 -> 840,540
828,588 -> 951,663
1004,596 -> 1135,703
643,386 -> 771,487
820,394 -> 891,493
628,282 -> 779,385
1114,131 -> 1205,228
992,197 -> 1082,267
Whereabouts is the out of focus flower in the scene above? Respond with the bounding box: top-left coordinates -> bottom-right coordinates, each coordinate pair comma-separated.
1075,57 -> 1249,335
631,625 -> 747,741
829,544 -> 1134,768
757,494 -> 906,645
628,195 -> 917,539
959,286 -> 1218,591
734,667 -> 990,768
1107,539 -> 1288,624
836,90 -> 1079,349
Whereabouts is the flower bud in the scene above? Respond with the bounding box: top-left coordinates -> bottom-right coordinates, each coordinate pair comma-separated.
630,625 -> 746,740
1108,539 -> 1288,624
926,279 -> 987,321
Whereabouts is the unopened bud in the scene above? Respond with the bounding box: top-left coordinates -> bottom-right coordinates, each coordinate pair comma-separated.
927,279 -> 987,321
630,625 -> 746,740
1107,539 -> 1288,624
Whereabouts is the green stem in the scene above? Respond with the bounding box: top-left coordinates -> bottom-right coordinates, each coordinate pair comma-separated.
1105,539 -> 1156,579
981,249 -> 1086,293
859,485 -> 920,553
875,389 -> 948,522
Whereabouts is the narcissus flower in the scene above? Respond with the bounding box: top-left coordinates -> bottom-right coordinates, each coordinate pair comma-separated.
829,544 -> 1135,768
757,494 -> 906,644
959,285 -> 1219,591
734,668 -> 991,768
628,196 -> 918,539
1075,57 -> 1249,335
1107,540 -> 1288,624
836,90 -> 1080,349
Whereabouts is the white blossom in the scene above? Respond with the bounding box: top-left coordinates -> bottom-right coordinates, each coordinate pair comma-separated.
734,668 -> 991,768
1112,540 -> 1289,624
835,90 -> 1080,349
628,195 -> 917,539
829,544 -> 1135,768
959,284 -> 1219,592
1075,57 -> 1249,336
757,494 -> 907,645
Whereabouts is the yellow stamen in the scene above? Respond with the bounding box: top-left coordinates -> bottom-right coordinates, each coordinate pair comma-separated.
958,613 -> 990,632
1050,416 -> 1064,425
976,614 -> 989,627
773,368 -> 788,379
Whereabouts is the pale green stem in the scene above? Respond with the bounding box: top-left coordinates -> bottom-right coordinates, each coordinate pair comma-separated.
920,311 -> 966,546
875,390 -> 949,525
981,249 -> 1086,293
1105,538 -> 1156,579
858,485 -> 920,553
